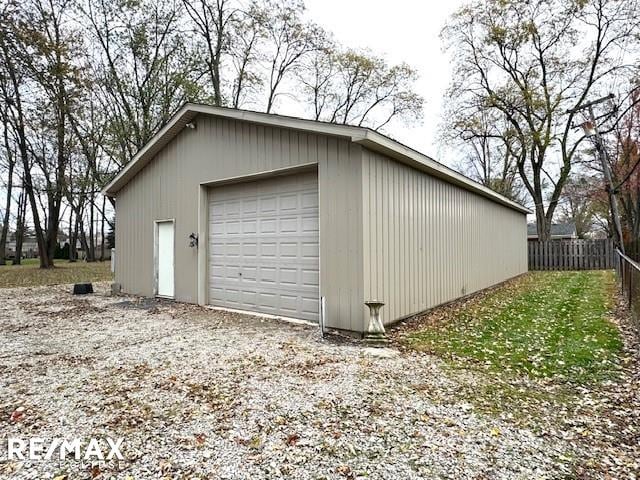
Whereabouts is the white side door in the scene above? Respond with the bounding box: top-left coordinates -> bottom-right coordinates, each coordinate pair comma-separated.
156,220 -> 175,298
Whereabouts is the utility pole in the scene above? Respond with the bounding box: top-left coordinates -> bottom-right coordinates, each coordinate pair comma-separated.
568,94 -> 625,254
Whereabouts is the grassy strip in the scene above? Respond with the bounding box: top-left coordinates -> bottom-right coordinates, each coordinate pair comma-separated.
0,260 -> 113,288
406,271 -> 622,384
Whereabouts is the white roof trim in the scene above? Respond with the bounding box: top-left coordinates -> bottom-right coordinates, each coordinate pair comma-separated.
101,103 -> 530,214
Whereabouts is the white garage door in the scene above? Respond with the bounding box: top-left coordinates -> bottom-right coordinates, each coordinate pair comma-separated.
208,171 -> 320,322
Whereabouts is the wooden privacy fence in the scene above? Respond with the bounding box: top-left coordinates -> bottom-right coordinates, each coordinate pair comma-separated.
528,239 -> 615,271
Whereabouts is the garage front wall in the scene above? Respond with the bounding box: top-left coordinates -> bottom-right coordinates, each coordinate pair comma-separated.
361,148 -> 527,325
115,114 -> 363,332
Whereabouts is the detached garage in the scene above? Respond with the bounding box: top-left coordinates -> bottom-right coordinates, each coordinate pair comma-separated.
103,104 -> 528,335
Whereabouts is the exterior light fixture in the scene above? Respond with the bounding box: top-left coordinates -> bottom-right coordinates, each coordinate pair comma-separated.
185,122 -> 196,130
189,232 -> 198,248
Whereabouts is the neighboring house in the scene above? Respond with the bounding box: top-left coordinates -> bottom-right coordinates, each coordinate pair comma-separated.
527,223 -> 578,241
102,104 -> 530,336
77,244 -> 112,260
5,232 -> 73,259
5,236 -> 39,259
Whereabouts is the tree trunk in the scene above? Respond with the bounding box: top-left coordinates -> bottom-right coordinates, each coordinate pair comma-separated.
19,140 -> 51,268
13,189 -> 26,266
99,196 -> 106,261
79,227 -> 90,261
535,205 -> 551,241
0,158 -> 14,266
86,195 -> 96,262
45,200 -> 60,267
70,215 -> 79,262
68,209 -> 76,262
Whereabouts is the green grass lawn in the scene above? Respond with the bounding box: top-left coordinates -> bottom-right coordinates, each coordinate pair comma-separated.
0,259 -> 113,288
405,271 -> 622,384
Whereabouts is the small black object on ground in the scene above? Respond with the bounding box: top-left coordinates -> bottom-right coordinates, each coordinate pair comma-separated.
73,283 -> 94,295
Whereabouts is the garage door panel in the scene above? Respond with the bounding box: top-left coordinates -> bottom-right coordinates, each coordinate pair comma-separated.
279,268 -> 298,285
261,242 -> 277,257
209,264 -> 226,278
242,243 -> 258,257
225,264 -> 320,287
244,199 -> 258,214
280,242 -> 298,258
224,201 -> 241,216
301,192 -> 318,209
225,221 -> 242,234
208,171 -> 319,322
241,290 -> 259,304
301,297 -> 320,315
302,216 -> 319,233
260,267 -> 277,283
280,295 -> 298,310
260,196 -> 277,213
280,194 -> 298,211
243,221 -> 257,234
301,269 -> 319,287
280,217 -> 298,233
259,219 -> 277,234
209,221 -> 226,235
301,242 -> 319,257
211,287 -> 241,303
241,265 -> 258,280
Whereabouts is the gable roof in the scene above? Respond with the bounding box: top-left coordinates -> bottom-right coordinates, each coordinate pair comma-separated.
527,223 -> 577,237
101,103 -> 530,214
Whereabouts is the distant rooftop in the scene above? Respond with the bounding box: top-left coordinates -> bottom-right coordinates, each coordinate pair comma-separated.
527,223 -> 577,238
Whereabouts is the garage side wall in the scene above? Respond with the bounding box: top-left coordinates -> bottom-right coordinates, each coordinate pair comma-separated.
361,148 -> 527,326
115,115 -> 358,311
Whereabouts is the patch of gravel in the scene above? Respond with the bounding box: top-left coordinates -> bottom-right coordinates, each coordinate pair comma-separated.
0,283 -> 614,479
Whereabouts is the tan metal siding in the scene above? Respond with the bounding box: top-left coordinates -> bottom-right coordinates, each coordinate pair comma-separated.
318,140 -> 363,332
361,148 -> 527,326
114,115 -> 362,331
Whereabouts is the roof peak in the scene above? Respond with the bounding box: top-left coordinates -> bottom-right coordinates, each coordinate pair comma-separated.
102,104 -> 530,215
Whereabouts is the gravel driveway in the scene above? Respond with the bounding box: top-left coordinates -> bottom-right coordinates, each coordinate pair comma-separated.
0,283 -> 602,479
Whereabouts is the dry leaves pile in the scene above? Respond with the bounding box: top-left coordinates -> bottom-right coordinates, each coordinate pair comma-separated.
0,280 -> 637,479
394,271 -> 640,479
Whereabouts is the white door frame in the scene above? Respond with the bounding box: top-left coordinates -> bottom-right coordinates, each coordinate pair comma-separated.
154,218 -> 175,298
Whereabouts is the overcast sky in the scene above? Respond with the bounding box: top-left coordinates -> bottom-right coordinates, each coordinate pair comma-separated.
304,0 -> 465,166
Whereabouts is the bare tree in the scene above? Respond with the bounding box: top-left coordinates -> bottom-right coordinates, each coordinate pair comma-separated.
443,0 -> 640,240
14,0 -> 84,267
228,4 -> 265,108
83,0 -> 202,168
297,44 -> 336,120
0,2 -> 50,267
0,0 -> 428,272
13,186 -> 26,265
557,175 -> 598,238
443,108 -> 524,202
299,47 -> 423,130
181,0 -> 240,106
259,0 -> 324,113
609,86 -> 640,247
0,96 -> 16,265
